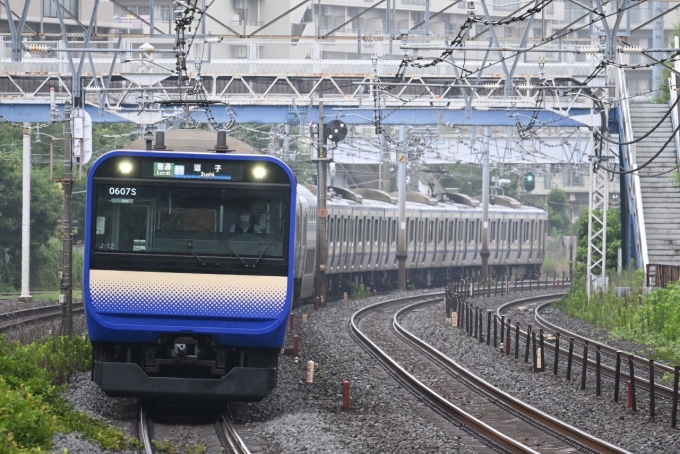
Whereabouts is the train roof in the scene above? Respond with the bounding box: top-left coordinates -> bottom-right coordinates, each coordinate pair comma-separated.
298,184 -> 546,214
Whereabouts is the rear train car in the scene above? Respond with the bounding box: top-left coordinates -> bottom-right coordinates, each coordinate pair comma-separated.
84,150 -> 296,400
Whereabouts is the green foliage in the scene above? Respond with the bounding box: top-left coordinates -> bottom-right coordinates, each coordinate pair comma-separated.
152,439 -> 177,453
351,283 -> 371,299
0,122 -> 138,291
185,443 -> 208,454
556,270 -> 645,331
574,208 -> 622,278
558,274 -> 680,364
0,335 -> 135,452
546,188 -> 571,235
672,171 -> 680,189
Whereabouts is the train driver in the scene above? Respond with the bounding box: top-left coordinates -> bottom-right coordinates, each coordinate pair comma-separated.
229,207 -> 262,234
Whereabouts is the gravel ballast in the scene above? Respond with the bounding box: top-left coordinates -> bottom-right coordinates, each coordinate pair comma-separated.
25,288 -> 680,453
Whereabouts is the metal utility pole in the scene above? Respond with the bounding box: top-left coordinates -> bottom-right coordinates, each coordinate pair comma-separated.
397,125 -> 407,290
586,127 -> 608,299
20,123 -> 32,303
60,102 -> 74,336
314,100 -> 329,305
652,2 -> 667,93
480,126 -> 490,280
379,131 -> 390,192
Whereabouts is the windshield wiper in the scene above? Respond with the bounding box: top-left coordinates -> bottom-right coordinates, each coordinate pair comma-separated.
248,237 -> 278,269
160,226 -> 208,266
185,223 -> 251,268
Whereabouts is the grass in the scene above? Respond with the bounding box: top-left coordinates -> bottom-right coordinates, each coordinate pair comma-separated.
556,270 -> 680,364
0,334 -> 138,453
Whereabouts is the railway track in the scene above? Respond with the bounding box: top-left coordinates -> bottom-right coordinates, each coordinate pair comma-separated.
0,302 -> 84,333
350,292 -> 630,454
496,297 -> 676,400
136,401 -> 250,454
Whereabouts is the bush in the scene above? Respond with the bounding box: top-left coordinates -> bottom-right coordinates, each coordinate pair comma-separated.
0,335 -> 134,452
557,272 -> 680,363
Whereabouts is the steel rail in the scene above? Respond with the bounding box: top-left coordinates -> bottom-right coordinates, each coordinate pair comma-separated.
496,297 -> 676,399
136,403 -> 154,454
535,301 -> 676,376
350,292 -> 542,454
0,303 -> 84,333
218,407 -> 251,454
397,295 -> 630,454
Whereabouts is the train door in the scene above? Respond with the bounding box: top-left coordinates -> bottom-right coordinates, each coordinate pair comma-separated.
364,217 -> 372,269
511,220 -> 518,262
350,217 -> 364,270
529,220 -> 535,260
518,220 -> 525,260
421,217 -> 431,266
342,217 -> 350,271
435,219 -> 443,266
417,219 -> 425,266
373,218 -> 380,268
390,219 -> 398,266
345,216 -> 356,271
446,219 -> 455,266
496,219 -> 502,262
490,218 -> 497,263
472,219 -> 479,262
409,218 -> 417,267
460,219 -> 468,263
328,216 -> 335,272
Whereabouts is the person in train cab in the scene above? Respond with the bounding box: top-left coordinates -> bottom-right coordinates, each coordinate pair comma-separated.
229,207 -> 262,234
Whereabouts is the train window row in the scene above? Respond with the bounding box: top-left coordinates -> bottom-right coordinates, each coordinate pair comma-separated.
325,216 -> 544,247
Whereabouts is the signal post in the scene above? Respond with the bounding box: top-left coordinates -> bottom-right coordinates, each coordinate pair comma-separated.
312,100 -> 347,306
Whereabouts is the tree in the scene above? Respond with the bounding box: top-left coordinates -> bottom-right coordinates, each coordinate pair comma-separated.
574,208 -> 622,278
546,188 -> 570,235
0,152 -> 62,289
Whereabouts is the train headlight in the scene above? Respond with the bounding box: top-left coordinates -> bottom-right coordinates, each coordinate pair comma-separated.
119,161 -> 133,174
252,166 -> 267,179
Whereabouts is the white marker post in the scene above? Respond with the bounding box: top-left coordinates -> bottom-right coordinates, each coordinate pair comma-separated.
20,123 -> 31,303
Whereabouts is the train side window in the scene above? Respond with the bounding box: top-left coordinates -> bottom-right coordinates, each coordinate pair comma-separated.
375,220 -> 380,243
524,222 -> 529,243
490,221 -> 496,242
468,221 -> 475,243
343,218 -> 347,241
366,219 -> 371,243
438,220 -> 444,243
391,220 -> 397,244
329,218 -> 334,243
512,222 -> 518,243
358,219 -> 363,242
428,220 -> 434,244
501,221 -> 506,241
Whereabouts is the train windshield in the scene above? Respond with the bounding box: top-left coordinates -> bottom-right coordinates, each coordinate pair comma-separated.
93,183 -> 290,260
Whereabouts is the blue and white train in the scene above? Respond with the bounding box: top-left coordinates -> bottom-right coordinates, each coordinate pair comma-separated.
85,150 -> 297,400
84,149 -> 546,401
293,186 -> 547,300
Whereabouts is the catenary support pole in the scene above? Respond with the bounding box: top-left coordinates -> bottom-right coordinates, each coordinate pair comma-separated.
20,122 -> 32,303
315,99 -> 328,306
397,125 -> 407,290
481,126 -> 490,280
60,102 -> 74,337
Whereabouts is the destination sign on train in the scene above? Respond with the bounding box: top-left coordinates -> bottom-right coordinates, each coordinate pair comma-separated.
146,161 -> 244,181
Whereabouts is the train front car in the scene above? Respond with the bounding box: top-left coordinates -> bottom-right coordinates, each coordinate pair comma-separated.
84,151 -> 296,401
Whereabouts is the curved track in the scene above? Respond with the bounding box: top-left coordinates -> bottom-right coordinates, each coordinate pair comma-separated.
497,298 -> 676,400
350,292 -> 630,454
